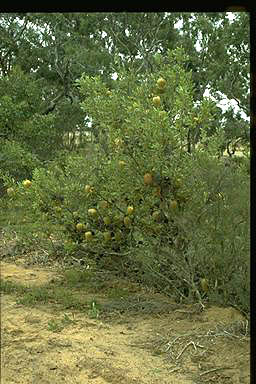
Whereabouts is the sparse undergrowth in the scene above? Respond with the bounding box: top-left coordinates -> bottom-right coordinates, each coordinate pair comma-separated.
0,266 -> 179,319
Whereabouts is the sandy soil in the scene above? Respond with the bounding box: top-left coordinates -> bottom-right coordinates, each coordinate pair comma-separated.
1,261 -> 250,384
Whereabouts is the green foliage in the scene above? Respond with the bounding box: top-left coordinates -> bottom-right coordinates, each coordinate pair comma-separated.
0,13 -> 249,315
88,300 -> 101,319
0,66 -> 64,161
0,12 -> 249,199
0,139 -> 41,198
0,140 -> 41,180
6,48 -> 249,315
47,313 -> 76,333
0,14 -> 109,179
167,151 -> 249,312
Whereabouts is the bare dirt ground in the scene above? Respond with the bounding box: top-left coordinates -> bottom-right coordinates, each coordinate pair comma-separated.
1,260 -> 250,384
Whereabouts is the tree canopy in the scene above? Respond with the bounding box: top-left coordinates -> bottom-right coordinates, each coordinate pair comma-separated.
0,12 -> 250,182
